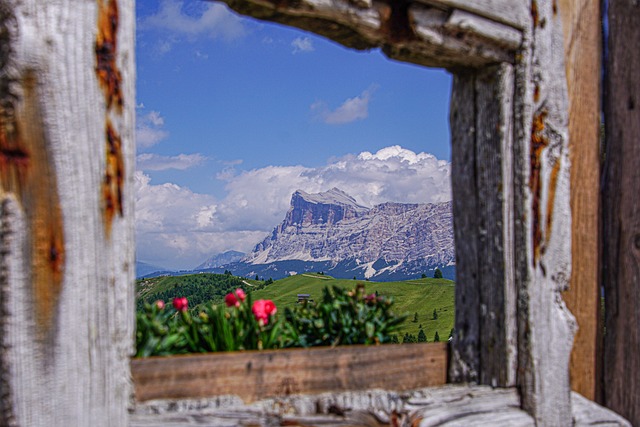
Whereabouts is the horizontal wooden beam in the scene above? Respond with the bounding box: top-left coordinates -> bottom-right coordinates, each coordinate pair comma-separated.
414,0 -> 528,30
132,343 -> 448,402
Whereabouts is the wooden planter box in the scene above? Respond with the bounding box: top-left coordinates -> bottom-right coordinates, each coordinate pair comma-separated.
131,342 -> 448,403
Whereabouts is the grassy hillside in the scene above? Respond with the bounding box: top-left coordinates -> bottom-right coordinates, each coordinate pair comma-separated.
251,274 -> 455,341
136,273 -> 455,342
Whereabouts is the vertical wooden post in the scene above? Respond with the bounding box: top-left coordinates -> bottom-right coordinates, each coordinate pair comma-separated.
450,2 -> 577,424
449,63 -> 517,388
558,0 -> 601,401
512,1 -> 576,424
0,0 -> 135,425
602,0 -> 640,424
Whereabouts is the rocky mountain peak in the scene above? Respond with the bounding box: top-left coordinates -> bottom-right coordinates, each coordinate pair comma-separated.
244,189 -> 455,279
285,188 -> 369,228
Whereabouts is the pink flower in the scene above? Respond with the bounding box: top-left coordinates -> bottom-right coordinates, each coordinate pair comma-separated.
252,299 -> 277,325
172,297 -> 188,312
224,289 -> 247,307
155,300 -> 165,310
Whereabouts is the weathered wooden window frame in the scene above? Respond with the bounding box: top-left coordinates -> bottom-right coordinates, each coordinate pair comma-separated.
0,0 -> 627,426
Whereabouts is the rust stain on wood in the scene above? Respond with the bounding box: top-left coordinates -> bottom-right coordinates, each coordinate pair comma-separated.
95,0 -> 123,113
531,0 -> 539,28
0,71 -> 65,334
102,120 -> 124,236
530,109 -> 549,264
96,0 -> 125,236
545,158 -> 562,246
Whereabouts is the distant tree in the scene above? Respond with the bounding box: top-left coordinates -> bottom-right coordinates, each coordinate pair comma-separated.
375,290 -> 379,297
265,278 -> 274,285
224,269 -> 232,276
418,328 -> 427,343
434,331 -> 440,342
255,274 -> 259,281
403,333 -> 417,343
433,268 -> 443,279
413,312 -> 419,322
421,273 -> 427,279
353,276 -> 357,280
432,308 -> 438,320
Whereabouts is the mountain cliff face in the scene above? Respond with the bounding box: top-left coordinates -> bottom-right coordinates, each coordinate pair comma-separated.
238,188 -> 455,280
196,250 -> 245,270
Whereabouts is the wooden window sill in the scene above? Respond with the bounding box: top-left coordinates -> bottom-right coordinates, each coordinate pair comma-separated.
130,384 -> 629,426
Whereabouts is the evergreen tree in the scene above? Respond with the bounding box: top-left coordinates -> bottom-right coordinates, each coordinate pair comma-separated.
433,268 -> 443,279
434,331 -> 440,342
421,273 -> 427,279
433,308 -> 438,320
418,328 -> 427,342
255,274 -> 259,281
413,312 -> 419,322
403,333 -> 417,343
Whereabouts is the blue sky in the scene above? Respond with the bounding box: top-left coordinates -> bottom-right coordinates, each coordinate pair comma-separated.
135,0 -> 453,269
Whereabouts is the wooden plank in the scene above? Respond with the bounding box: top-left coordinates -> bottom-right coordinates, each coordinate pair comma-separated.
414,0 -> 528,30
444,9 -> 522,49
511,0 -> 576,424
557,0 -> 601,402
219,0 -> 522,69
602,0 -> 640,424
475,63 -> 517,387
131,385 -> 631,426
0,0 -> 135,425
449,69 -> 481,383
131,343 -> 448,403
449,64 -> 516,388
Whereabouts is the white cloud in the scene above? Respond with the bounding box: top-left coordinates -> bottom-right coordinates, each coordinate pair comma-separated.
137,153 -> 207,171
291,37 -> 314,54
139,0 -> 246,41
136,111 -> 169,149
312,85 -> 378,125
135,146 -> 451,270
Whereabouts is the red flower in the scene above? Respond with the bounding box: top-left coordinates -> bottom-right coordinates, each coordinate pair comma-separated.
172,297 -> 188,312
155,300 -> 165,310
224,288 -> 247,307
252,299 -> 277,325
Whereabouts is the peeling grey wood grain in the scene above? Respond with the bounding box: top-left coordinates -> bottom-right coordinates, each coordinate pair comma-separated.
572,393 -> 631,427
414,0 -> 528,30
475,64 -> 517,388
449,69 -> 480,384
449,64 -> 517,388
217,0 -> 522,69
130,385 -> 630,426
512,0 -> 576,425
444,9 -> 522,50
0,0 -> 135,425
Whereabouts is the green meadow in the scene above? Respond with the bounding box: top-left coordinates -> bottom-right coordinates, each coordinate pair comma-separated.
137,272 -> 455,342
